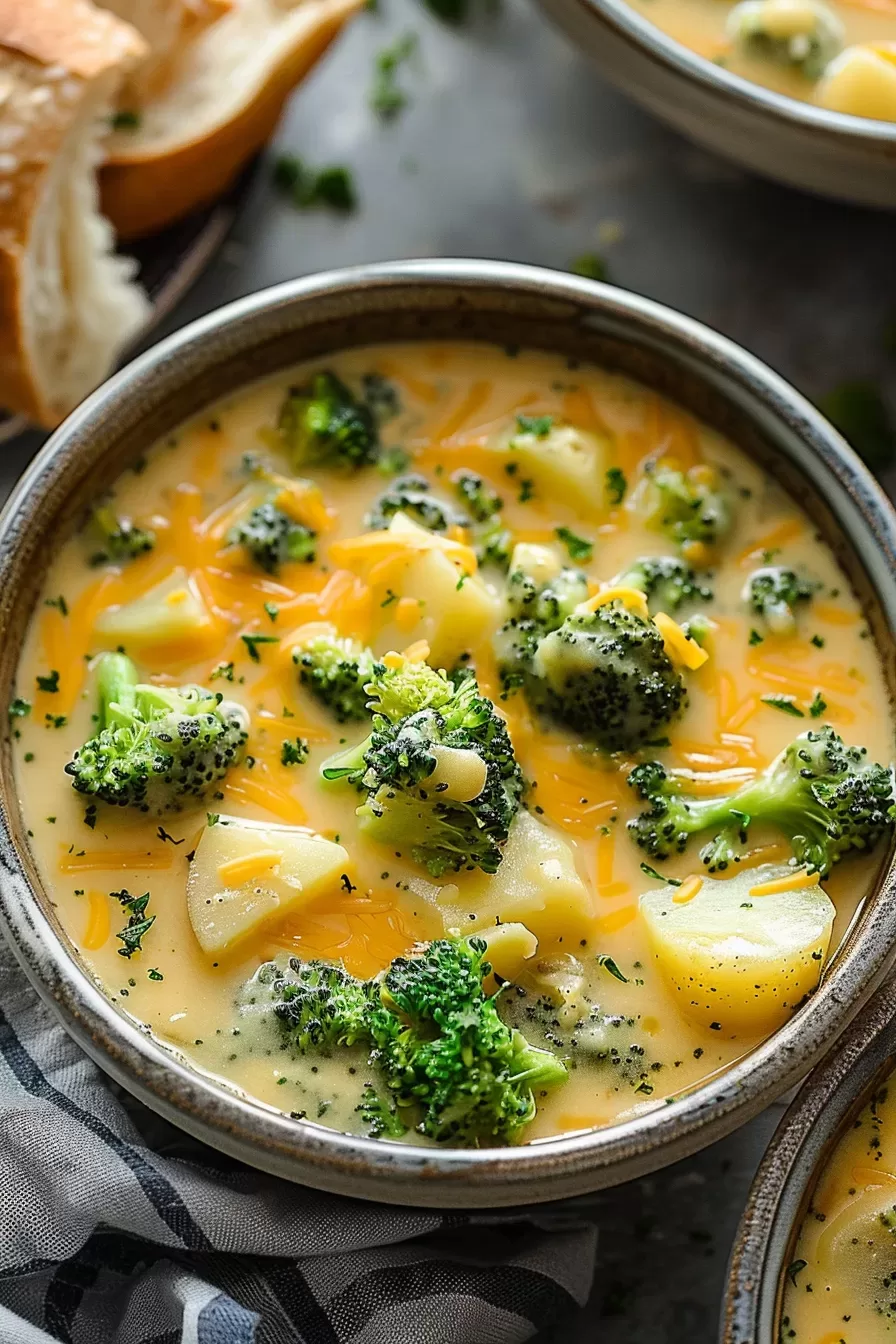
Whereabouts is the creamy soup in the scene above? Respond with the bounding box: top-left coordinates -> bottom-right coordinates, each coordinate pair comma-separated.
11,342 -> 895,1148
629,0 -> 896,122
782,1064 -> 896,1341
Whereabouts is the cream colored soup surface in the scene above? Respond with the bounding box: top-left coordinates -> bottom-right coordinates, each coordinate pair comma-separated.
628,0 -> 896,121
12,342 -> 893,1146
782,1064 -> 896,1341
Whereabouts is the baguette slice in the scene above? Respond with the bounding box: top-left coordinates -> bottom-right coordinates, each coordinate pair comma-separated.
99,0 -> 234,101
0,0 -> 151,426
101,0 -> 364,239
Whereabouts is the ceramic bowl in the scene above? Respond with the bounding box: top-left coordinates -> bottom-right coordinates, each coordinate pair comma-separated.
1,259 -> 896,1208
723,977 -> 896,1342
535,0 -> 896,208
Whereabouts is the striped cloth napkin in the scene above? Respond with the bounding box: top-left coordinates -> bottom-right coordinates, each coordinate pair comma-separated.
0,940 -> 597,1343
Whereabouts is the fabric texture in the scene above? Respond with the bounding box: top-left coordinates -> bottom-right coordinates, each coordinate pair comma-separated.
0,940 -> 597,1344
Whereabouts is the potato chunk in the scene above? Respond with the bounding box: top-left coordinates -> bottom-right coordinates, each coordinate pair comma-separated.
640,864 -> 835,1034
817,43 -> 896,121
95,568 -> 215,652
485,420 -> 609,514
187,815 -> 349,955
479,921 -> 538,983
376,520 -> 498,666
441,811 -> 595,944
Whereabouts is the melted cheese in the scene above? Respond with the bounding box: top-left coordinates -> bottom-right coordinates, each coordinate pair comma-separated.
11,339 -> 892,1147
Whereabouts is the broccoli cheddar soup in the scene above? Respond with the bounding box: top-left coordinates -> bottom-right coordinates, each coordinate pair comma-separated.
782,1066 -> 896,1342
12,342 -> 895,1148
629,0 -> 896,122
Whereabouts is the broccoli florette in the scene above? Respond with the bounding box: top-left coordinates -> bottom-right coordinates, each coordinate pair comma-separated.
364,473 -> 463,533
322,661 -> 523,877
636,462 -> 732,556
89,505 -> 155,566
493,544 -> 589,692
451,469 -> 513,569
617,556 -> 713,613
65,652 -> 248,813
228,501 -> 316,573
254,958 -> 375,1050
277,371 -> 378,471
452,469 -> 501,524
744,565 -> 818,634
292,625 -> 377,723
726,0 -> 843,79
531,601 -> 687,752
628,725 -> 894,876
249,934 -> 568,1144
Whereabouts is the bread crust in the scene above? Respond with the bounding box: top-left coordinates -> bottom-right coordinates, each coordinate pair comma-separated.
101,0 -> 362,239
0,0 -> 146,423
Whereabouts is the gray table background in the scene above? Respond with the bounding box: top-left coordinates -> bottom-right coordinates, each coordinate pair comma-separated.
5,1 -> 895,1336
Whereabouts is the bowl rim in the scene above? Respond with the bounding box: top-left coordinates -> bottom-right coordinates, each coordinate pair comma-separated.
3,257 -> 896,1206
566,0 -> 896,145
722,976 -> 896,1343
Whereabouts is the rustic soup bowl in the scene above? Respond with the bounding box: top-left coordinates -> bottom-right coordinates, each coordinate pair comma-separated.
535,0 -> 896,208
723,976 -> 896,1343
1,259 -> 896,1207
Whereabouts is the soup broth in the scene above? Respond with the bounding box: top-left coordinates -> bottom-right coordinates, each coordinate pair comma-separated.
628,0 -> 896,122
782,1063 -> 896,1341
12,342 -> 894,1147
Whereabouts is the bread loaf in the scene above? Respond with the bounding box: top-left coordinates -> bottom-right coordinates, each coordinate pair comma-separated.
0,0 -> 150,426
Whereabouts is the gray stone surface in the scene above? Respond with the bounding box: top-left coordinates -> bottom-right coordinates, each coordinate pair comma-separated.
2,0 -> 894,1337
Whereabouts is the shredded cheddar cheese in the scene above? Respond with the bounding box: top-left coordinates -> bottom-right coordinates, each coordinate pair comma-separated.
330,526 -> 478,576
672,875 -> 703,904
653,612 -> 710,670
578,586 -> 650,619
217,850 -> 283,886
748,868 -> 818,896
82,890 -> 111,950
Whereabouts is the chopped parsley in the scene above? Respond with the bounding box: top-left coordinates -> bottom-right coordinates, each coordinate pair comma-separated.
555,526 -> 594,562
44,595 -> 69,616
809,692 -> 827,718
211,662 -> 235,681
761,694 -> 804,717
36,670 -> 60,694
515,414 -> 553,439
605,467 -> 627,505
596,953 -> 628,983
9,697 -> 31,719
111,109 -> 141,131
787,1259 -> 808,1288
749,628 -> 764,646
370,33 -> 417,120
157,826 -> 185,846
112,891 -> 155,959
640,862 -> 682,886
272,154 -> 357,213
241,633 -> 279,663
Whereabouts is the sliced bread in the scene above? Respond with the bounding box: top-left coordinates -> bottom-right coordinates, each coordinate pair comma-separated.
101,0 -> 363,239
99,0 -> 233,100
